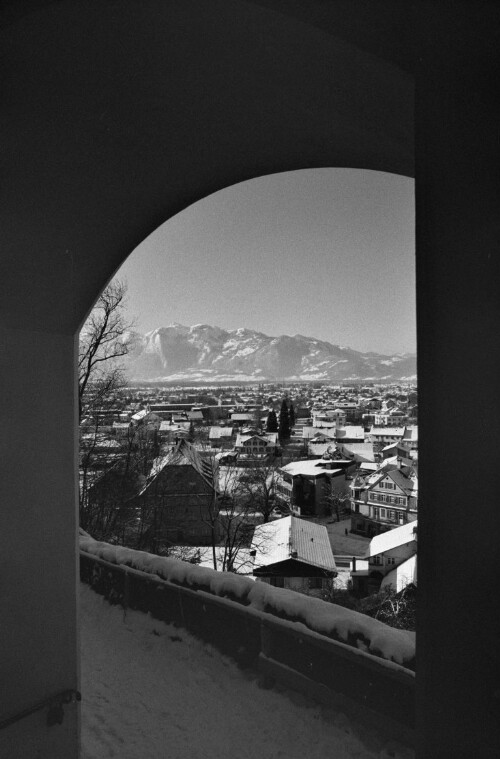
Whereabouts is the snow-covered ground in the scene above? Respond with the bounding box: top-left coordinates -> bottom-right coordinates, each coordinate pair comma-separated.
80,584 -> 410,759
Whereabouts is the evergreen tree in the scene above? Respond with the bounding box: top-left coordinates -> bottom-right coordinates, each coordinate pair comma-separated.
288,402 -> 296,427
266,409 -> 278,432
278,398 -> 290,440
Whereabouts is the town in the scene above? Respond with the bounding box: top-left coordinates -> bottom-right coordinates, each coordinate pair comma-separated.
80,378 -> 418,629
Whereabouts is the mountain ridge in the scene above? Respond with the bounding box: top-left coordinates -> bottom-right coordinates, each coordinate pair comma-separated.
123,323 -> 416,383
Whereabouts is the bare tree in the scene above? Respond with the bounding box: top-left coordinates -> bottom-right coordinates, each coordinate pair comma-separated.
79,417 -> 157,544
199,461 -> 254,572
237,458 -> 280,523
78,279 -> 139,539
203,460 -> 282,572
322,487 -> 352,522
78,279 -> 133,421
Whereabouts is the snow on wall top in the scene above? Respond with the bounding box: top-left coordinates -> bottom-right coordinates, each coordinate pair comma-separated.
80,534 -> 415,669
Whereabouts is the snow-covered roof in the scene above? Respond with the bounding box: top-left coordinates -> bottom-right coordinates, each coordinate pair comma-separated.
354,460 -> 417,492
236,433 -> 273,446
369,427 -> 405,436
139,439 -> 217,495
280,459 -> 343,478
335,426 -> 365,441
131,409 -> 148,422
159,421 -> 188,431
382,440 -> 410,452
355,462 -> 380,473
252,516 -> 336,573
366,521 -> 418,559
336,442 -> 375,462
402,425 -> 418,442
302,427 -> 336,440
307,442 -> 334,456
209,426 -> 234,439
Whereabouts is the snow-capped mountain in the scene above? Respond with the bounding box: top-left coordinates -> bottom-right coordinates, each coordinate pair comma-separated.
123,323 -> 416,383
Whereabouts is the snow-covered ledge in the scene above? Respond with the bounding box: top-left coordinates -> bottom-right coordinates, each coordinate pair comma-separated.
80,533 -> 415,743
80,533 -> 415,668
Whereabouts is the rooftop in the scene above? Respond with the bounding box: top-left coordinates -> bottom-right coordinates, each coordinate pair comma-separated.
280,459 -> 344,478
252,515 -> 336,572
139,439 -> 217,495
366,521 -> 418,559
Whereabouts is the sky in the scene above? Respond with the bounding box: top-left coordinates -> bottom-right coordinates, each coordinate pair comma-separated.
117,169 -> 415,355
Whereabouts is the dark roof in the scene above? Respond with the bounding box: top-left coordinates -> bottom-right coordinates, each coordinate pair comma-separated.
139,439 -> 217,495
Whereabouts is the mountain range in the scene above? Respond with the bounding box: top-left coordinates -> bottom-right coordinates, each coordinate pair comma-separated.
123,324 -> 416,383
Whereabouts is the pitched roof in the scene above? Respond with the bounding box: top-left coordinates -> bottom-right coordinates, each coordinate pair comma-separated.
236,433 -> 268,444
386,467 -> 418,495
252,515 -> 336,572
382,440 -> 410,452
301,426 -> 336,440
138,439 -> 217,495
366,520 -> 418,558
209,426 -> 234,439
337,442 -> 375,462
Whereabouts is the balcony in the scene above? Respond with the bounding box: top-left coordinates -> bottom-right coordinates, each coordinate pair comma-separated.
79,537 -> 415,757
80,581 -> 414,758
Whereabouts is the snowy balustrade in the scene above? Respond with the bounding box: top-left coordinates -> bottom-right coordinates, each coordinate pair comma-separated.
80,535 -> 415,734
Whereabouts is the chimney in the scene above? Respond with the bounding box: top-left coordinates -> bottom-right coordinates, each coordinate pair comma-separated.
352,556 -> 356,572
291,550 -> 298,558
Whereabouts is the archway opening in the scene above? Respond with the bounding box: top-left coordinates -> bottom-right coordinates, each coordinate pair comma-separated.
79,167 -> 417,755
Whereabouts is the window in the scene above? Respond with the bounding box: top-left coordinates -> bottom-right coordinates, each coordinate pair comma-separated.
373,556 -> 383,565
380,508 -> 387,518
387,557 -> 396,565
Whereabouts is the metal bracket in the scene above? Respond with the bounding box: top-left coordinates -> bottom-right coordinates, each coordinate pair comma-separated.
0,689 -> 81,731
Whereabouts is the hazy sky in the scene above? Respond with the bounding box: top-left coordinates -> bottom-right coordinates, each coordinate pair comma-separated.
117,169 -> 415,354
